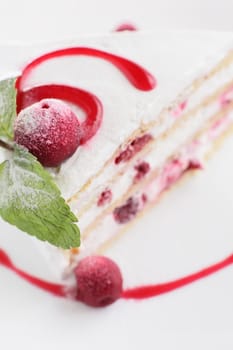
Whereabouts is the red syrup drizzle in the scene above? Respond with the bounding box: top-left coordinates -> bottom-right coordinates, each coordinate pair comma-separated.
17,85 -> 103,145
0,249 -> 66,297
122,253 -> 233,299
1,248 -> 232,303
16,47 -> 156,145
114,23 -> 138,32
16,48 -> 156,92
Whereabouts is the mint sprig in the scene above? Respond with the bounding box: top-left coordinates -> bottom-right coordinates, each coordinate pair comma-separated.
0,145 -> 80,249
0,78 -> 16,140
0,77 -> 80,249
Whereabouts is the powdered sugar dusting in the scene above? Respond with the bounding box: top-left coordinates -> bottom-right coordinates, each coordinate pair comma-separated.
14,98 -> 81,167
0,79 -> 14,114
0,78 -> 16,138
15,107 -> 51,135
0,94 -> 4,111
0,156 -> 53,211
15,98 -> 72,135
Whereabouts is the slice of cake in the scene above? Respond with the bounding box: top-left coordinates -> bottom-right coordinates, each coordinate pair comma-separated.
1,30 -> 233,270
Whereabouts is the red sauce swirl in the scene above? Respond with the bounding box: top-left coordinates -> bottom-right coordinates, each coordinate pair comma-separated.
16,47 -> 156,144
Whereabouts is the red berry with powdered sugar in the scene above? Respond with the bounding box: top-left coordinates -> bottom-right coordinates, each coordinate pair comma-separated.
74,255 -> 123,307
14,98 -> 81,167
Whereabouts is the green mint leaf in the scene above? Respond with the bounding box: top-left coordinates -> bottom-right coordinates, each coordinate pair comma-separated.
0,78 -> 16,140
0,144 -> 80,249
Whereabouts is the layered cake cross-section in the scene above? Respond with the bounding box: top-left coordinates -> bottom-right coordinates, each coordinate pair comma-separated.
1,30 -> 233,269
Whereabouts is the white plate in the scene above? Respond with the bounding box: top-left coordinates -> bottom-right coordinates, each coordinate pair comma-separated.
0,113 -> 233,349
0,0 -> 233,344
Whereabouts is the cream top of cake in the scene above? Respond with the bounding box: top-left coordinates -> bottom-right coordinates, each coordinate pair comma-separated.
1,30 -> 233,199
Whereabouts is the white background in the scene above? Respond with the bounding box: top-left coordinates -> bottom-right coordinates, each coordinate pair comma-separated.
0,1 -> 233,349
0,0 -> 233,42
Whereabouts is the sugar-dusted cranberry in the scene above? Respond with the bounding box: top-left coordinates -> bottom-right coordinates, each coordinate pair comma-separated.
14,98 -> 81,167
97,188 -> 112,207
115,134 -> 153,165
74,255 -> 123,307
113,197 -> 139,224
134,161 -> 150,182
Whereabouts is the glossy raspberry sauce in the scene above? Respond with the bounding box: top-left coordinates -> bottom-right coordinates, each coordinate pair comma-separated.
17,84 -> 103,145
122,253 -> 233,299
0,248 -> 232,303
16,47 -> 156,145
115,23 -> 138,32
0,249 -> 65,297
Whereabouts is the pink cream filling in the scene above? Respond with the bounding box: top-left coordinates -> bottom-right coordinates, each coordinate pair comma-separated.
113,112 -> 232,225
114,134 -> 153,164
171,100 -> 188,118
220,86 -> 233,107
113,157 -> 199,224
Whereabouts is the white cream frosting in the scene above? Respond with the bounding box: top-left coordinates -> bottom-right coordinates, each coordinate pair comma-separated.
1,30 -> 233,200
